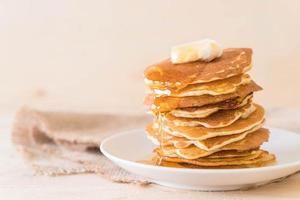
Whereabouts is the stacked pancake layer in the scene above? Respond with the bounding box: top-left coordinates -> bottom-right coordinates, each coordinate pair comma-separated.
144,48 -> 276,169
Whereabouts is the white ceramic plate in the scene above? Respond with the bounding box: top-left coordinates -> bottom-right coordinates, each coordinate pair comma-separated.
100,128 -> 300,191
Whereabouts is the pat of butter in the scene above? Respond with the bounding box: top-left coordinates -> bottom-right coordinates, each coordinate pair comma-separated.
171,39 -> 223,64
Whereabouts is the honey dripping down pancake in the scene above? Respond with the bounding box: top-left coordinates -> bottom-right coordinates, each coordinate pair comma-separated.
144,48 -> 253,89
171,93 -> 253,118
161,104 -> 265,140
151,74 -> 252,97
165,103 -> 256,128
156,112 -> 165,165
146,81 -> 262,113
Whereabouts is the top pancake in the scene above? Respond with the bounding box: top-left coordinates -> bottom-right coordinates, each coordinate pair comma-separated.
144,48 -> 252,89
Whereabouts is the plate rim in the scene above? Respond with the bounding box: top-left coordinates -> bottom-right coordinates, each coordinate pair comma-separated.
100,127 -> 300,174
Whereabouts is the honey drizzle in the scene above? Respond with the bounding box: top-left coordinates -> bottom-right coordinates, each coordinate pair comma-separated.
156,111 -> 166,165
151,81 -> 178,166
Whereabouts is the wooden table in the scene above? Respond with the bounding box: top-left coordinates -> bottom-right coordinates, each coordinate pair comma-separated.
1,114 -> 300,200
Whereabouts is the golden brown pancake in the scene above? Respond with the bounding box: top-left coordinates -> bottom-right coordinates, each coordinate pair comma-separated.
144,48 -> 253,89
171,94 -> 253,118
155,148 -> 259,159
138,157 -> 185,168
154,145 -> 216,158
147,123 -> 263,150
171,149 -> 264,162
156,152 -> 275,168
151,128 -> 270,159
147,124 -> 189,148
193,124 -> 263,151
151,74 -> 251,97
205,149 -> 259,159
140,153 -> 275,169
165,103 -> 256,128
146,81 -> 261,113
157,160 -> 271,169
163,104 -> 265,140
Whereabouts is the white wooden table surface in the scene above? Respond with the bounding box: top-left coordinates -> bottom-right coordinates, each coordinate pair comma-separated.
1,114 -> 300,200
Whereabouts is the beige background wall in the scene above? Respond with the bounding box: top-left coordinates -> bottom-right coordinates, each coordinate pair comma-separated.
1,0 -> 300,113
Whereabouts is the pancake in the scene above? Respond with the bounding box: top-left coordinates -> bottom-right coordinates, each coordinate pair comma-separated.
148,123 -> 263,150
171,94 -> 253,118
152,74 -> 252,97
163,104 -> 265,140
142,152 -> 275,168
144,48 -> 253,90
193,124 -> 263,151
205,149 -> 259,159
139,157 -> 186,168
165,103 -> 256,128
152,128 -> 270,159
146,81 -> 261,113
178,128 -> 269,159
155,148 -> 264,162
179,156 -> 275,168
155,148 -> 259,159
158,159 -> 274,169
147,125 -> 189,148
154,145 -> 216,158
157,151 -> 275,168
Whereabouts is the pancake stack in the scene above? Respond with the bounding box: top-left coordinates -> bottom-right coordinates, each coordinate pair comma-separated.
144,48 -> 276,169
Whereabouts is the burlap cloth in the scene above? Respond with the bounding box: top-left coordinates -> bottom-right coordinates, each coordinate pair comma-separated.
11,106 -> 300,189
11,106 -> 152,185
